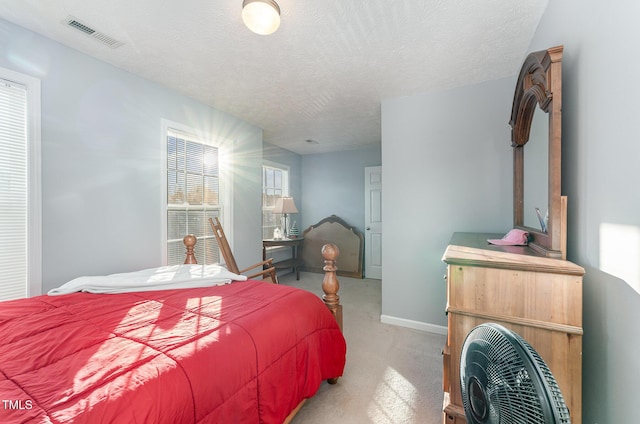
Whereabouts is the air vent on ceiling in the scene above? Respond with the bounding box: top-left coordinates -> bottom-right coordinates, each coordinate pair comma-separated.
63,15 -> 124,49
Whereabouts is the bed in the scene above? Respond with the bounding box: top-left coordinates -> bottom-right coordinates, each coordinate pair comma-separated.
0,236 -> 346,424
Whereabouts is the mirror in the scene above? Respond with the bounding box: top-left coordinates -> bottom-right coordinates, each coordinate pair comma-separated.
509,46 -> 566,259
523,107 -> 549,230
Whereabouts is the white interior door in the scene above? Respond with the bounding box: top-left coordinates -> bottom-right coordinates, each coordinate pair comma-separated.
364,166 -> 382,279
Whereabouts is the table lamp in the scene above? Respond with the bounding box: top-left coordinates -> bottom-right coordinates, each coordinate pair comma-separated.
273,197 -> 298,238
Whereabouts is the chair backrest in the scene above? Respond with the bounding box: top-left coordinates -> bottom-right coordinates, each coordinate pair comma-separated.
209,217 -> 240,274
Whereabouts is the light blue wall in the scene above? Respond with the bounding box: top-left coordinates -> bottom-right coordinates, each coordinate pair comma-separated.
301,146 -> 381,235
528,1 -> 640,422
381,78 -> 513,329
0,18 -> 264,293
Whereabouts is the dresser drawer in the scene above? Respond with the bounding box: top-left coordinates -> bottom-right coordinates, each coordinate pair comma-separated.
447,264 -> 582,328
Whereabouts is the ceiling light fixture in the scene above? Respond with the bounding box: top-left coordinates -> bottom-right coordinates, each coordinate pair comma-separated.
242,0 -> 281,35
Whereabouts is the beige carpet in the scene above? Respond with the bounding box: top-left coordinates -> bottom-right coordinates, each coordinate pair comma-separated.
279,272 -> 447,424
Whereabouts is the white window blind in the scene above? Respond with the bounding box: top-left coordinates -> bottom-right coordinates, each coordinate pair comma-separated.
0,78 -> 31,300
166,129 -> 220,265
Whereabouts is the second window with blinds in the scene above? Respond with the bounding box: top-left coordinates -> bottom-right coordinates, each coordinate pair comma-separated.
166,128 -> 220,265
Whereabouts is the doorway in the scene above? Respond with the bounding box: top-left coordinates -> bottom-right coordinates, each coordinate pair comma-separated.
364,166 -> 382,279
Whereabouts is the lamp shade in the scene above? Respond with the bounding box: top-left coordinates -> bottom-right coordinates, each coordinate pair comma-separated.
273,197 -> 298,214
242,0 -> 281,35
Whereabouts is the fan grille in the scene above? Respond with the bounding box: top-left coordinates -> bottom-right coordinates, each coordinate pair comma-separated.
460,323 -> 571,424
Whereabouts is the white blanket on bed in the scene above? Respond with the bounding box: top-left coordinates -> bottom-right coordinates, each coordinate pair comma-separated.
48,264 -> 248,295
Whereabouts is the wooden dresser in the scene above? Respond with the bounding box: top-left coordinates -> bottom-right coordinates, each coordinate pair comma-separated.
441,233 -> 584,424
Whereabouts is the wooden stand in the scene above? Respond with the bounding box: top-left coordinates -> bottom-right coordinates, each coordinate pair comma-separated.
441,233 -> 584,424
262,237 -> 304,280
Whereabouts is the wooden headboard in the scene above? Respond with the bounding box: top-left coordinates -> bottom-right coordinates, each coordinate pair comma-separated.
301,215 -> 364,278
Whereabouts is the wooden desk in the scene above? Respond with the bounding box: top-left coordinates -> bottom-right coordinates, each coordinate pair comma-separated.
263,238 -> 304,280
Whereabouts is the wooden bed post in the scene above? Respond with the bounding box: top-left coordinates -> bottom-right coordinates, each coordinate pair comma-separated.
183,234 -> 198,264
321,243 -> 343,332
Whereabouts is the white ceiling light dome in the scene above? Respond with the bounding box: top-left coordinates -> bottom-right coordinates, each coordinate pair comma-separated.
242,0 -> 281,35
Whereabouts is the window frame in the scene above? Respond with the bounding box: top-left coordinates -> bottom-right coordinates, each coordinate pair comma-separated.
161,119 -> 232,265
0,67 -> 42,299
262,161 -> 290,240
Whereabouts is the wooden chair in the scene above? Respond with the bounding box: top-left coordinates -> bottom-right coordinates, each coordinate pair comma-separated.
209,217 -> 278,284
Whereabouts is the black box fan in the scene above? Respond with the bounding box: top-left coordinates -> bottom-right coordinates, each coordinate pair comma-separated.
460,323 -> 571,424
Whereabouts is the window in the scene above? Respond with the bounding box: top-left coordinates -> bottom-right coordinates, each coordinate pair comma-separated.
0,67 -> 41,301
262,163 -> 289,239
164,126 -> 221,265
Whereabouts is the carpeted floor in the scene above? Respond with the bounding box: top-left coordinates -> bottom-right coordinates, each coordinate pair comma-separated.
279,272 -> 446,423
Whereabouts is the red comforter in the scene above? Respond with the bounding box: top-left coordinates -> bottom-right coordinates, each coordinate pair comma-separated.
0,281 -> 346,423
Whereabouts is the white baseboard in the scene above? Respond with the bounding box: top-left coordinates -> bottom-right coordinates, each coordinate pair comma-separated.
380,314 -> 448,336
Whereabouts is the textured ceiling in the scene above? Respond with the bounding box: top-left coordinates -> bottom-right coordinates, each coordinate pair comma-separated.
0,0 -> 548,154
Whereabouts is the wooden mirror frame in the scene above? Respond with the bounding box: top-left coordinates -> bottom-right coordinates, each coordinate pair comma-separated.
510,45 -> 566,259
